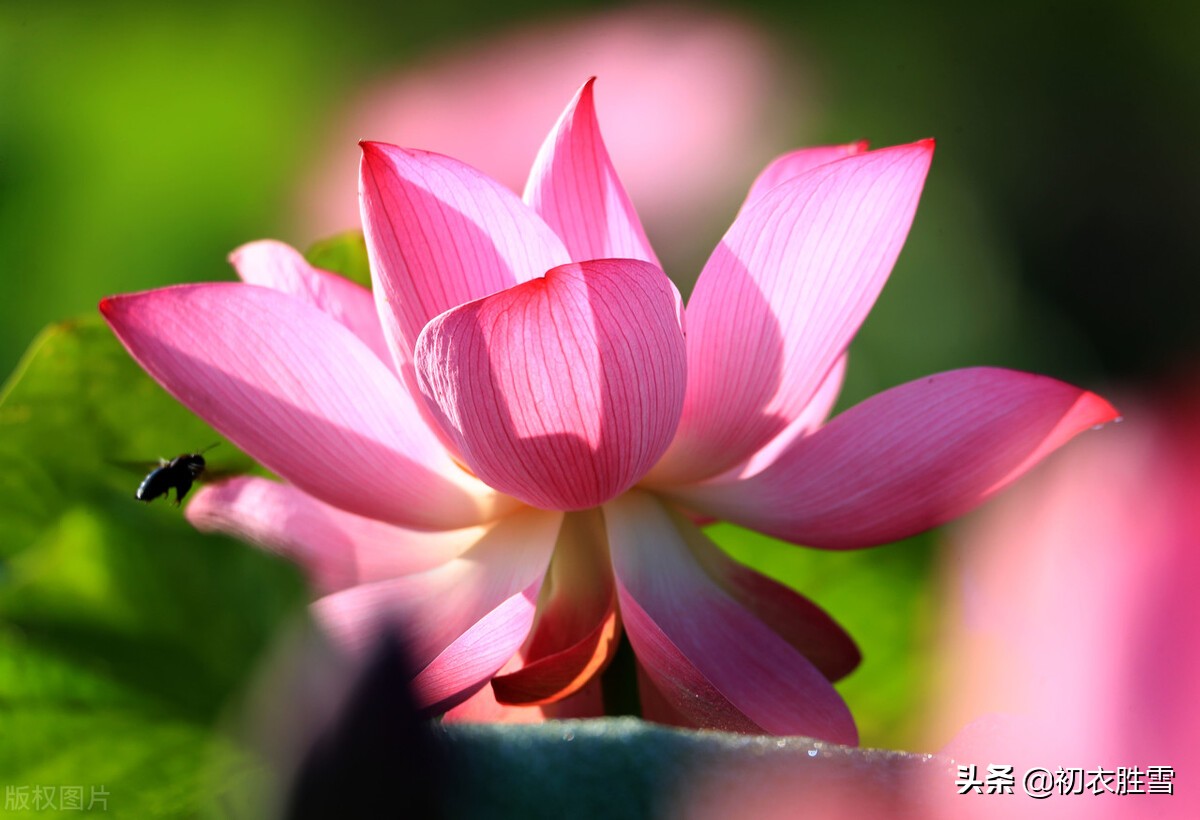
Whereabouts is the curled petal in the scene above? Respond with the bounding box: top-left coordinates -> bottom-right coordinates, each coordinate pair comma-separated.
415,259 -> 686,510
100,283 -> 507,530
650,141 -> 935,485
186,477 -> 483,596
313,507 -> 562,714
444,678 -> 549,724
412,589 -> 540,715
359,141 -> 570,369
228,239 -> 392,364
444,655 -> 605,723
739,142 -> 869,215
671,368 -> 1121,549
492,509 -> 620,705
523,78 -> 658,266
604,491 -> 857,743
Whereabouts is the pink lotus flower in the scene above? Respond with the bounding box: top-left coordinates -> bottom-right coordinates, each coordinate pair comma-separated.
100,79 -> 1116,745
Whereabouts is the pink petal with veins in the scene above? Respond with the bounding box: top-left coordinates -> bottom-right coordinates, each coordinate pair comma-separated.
604,491 -> 857,744
412,588 -> 543,715
313,507 -> 562,714
415,259 -> 685,510
186,477 -> 483,596
359,141 -> 569,370
523,78 -> 658,266
227,239 -> 391,365
100,283 -> 507,530
682,521 -> 860,682
739,141 -> 869,215
650,141 -> 935,485
724,353 -> 848,481
672,367 -> 1119,549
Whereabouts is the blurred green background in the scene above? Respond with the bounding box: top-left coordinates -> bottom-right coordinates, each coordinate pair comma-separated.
6,0 -> 1198,385
2,0 -> 1198,813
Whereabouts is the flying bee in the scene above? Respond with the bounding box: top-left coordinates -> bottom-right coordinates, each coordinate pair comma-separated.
135,443 -> 220,505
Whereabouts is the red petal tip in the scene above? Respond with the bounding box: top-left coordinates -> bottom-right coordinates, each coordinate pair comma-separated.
358,139 -> 389,158
576,77 -> 597,106
1083,392 -> 1121,426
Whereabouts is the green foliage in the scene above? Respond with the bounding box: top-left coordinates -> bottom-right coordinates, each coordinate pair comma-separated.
0,3 -> 353,379
0,318 -> 307,812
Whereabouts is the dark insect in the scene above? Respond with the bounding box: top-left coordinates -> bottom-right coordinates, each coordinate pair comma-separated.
136,444 -> 219,505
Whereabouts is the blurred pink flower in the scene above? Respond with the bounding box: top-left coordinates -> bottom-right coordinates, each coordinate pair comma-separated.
925,389 -> 1199,818
295,6 -> 798,270
101,80 -> 1115,744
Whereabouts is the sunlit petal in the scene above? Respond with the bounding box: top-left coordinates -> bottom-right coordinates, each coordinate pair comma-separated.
605,491 -> 857,743
228,239 -> 391,365
187,477 -> 483,595
524,78 -> 658,265
359,140 -> 569,369
101,283 -> 508,529
739,141 -> 869,215
651,141 -> 935,485
672,368 -> 1120,548
416,259 -> 685,510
